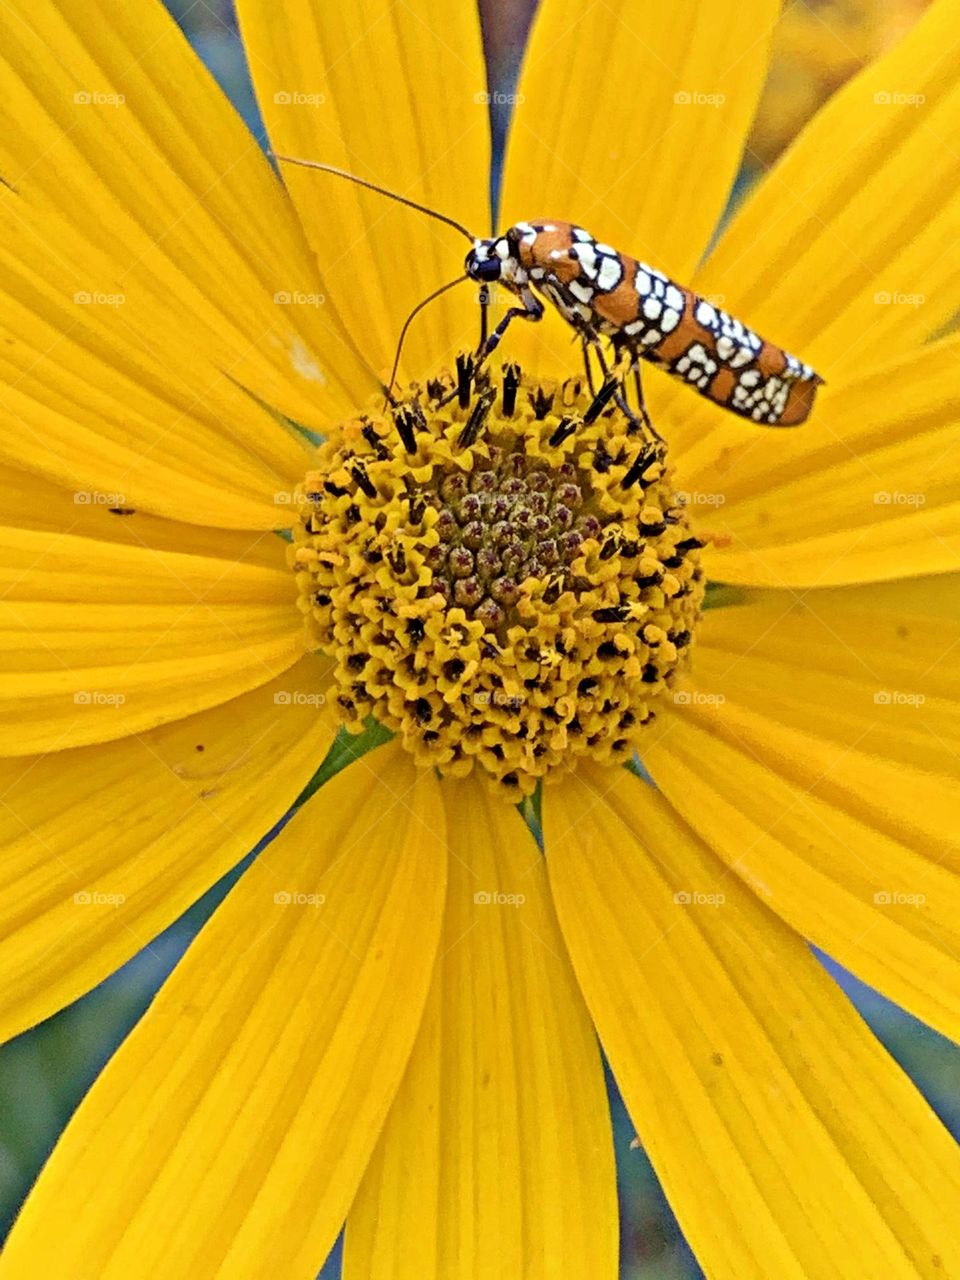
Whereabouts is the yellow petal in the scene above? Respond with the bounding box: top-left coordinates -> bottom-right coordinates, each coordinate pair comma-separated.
643,634 -> 960,1041
499,0 -> 777,377
546,768 -> 960,1279
674,335 -> 960,586
0,524 -> 303,753
237,0 -> 490,383
695,0 -> 960,375
0,461 -> 298,564
1,744 -> 447,1278
0,0 -> 373,527
343,778 -> 617,1279
694,579 -> 960,785
0,659 -> 336,1044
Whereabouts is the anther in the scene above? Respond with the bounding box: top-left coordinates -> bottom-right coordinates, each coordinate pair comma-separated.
549,416 -> 579,447
502,363 -> 521,416
361,422 -> 390,460
530,387 -> 554,420
458,386 -> 496,448
456,352 -> 475,409
350,461 -> 378,499
623,446 -> 659,489
583,378 -> 618,425
393,406 -> 419,455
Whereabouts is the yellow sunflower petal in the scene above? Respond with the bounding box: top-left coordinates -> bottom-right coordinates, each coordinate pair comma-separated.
0,0 -> 373,527
0,744 -> 447,1278
0,462 -> 296,565
343,778 -> 617,1279
0,523 -> 303,753
499,0 -> 778,377
675,334 -> 960,586
0,659 -> 336,1044
695,0 -> 960,374
546,768 -> 960,1279
643,635 -> 960,1042
694,579 -> 960,786
236,0 -> 490,382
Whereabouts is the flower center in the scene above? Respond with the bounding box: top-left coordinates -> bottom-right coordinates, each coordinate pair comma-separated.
292,360 -> 705,797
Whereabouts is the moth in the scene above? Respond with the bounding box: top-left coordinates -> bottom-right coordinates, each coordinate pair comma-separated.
276,157 -> 823,434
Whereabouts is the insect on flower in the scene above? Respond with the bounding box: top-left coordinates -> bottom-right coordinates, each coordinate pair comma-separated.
275,156 -> 823,454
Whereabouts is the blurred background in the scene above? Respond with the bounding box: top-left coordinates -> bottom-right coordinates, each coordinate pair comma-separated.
1,2 -> 955,1277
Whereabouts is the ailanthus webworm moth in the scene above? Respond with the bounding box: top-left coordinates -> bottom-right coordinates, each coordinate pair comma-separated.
275,157 -> 823,445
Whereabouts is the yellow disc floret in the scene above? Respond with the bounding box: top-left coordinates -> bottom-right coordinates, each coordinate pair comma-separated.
291,361 -> 705,797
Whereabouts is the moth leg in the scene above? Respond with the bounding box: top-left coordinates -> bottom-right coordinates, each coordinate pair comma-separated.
586,337 -> 645,432
581,335 -> 598,397
586,338 -> 668,489
478,284 -> 490,349
441,287 -> 543,407
475,287 -> 543,369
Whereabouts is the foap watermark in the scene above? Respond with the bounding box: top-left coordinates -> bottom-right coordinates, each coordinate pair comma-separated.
74,89 -> 125,108
273,489 -> 310,507
74,690 -> 126,707
474,890 -> 526,907
74,290 -> 125,308
274,690 -> 327,707
674,890 -> 725,907
273,90 -> 326,107
274,290 -> 326,307
473,285 -> 517,307
873,490 -> 925,507
674,90 -> 725,108
74,890 -> 126,907
473,690 -> 525,711
676,489 -> 726,508
474,90 -> 525,106
873,689 -> 925,708
874,290 -> 925,308
74,490 -> 126,506
673,690 -> 725,707
873,90 -> 925,108
874,890 -> 926,908
274,890 -> 326,906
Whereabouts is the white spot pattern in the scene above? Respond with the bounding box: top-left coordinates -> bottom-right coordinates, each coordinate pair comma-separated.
628,261 -> 683,347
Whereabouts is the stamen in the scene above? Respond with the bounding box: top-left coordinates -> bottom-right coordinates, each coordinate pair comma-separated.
502,363 -> 521,417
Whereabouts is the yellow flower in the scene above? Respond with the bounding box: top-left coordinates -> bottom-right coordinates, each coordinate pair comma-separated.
1,0 -> 959,1276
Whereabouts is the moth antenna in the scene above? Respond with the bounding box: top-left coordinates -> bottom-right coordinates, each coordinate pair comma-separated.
384,275 -> 469,409
272,155 -> 476,243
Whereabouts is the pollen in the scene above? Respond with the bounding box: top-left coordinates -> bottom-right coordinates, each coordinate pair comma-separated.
291,361 -> 705,798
